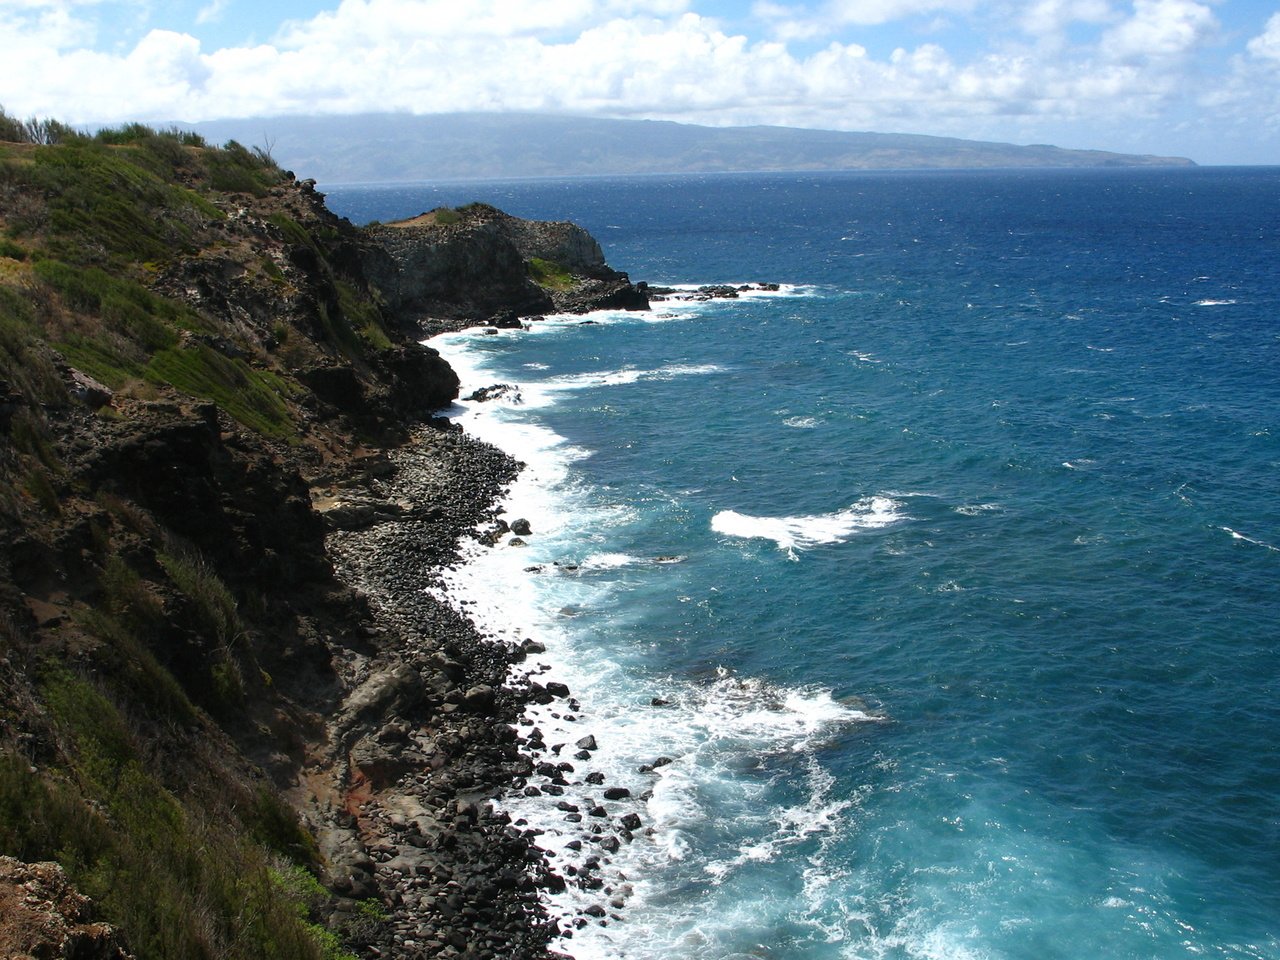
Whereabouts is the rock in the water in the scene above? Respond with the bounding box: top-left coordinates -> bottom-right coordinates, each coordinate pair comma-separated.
465,383 -> 522,403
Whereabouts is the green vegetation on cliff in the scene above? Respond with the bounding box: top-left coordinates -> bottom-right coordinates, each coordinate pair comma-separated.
0,111 -> 451,958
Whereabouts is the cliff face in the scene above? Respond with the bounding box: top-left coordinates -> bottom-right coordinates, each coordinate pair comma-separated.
0,126 -> 619,959
366,203 -> 648,331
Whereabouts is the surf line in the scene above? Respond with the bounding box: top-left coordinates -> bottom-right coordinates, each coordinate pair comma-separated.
425,303 -> 887,952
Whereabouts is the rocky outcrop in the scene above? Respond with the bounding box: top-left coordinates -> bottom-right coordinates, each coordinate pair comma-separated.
366,204 -> 648,332
0,857 -> 135,960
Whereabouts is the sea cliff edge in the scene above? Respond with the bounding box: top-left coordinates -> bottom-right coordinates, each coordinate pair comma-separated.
0,126 -> 647,959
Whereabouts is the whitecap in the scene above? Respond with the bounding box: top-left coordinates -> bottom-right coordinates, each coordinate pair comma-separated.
580,552 -> 642,570
783,416 -> 820,429
711,496 -> 903,554
1221,527 -> 1280,552
955,503 -> 1002,516
426,325 -> 889,959
541,363 -> 724,393
1194,299 -> 1236,306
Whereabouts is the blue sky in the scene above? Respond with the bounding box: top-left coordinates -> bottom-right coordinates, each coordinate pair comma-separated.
2,0 -> 1279,163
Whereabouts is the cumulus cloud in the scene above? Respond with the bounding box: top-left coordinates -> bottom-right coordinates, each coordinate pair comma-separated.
821,0 -> 978,27
1246,11 -> 1280,62
753,0 -> 977,36
1198,10 -> 1280,149
1099,0 -> 1216,63
0,0 -> 1273,161
1018,0 -> 1115,39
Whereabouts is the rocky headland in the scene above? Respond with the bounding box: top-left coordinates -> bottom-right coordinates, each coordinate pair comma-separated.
365,204 -> 649,335
0,120 -> 649,959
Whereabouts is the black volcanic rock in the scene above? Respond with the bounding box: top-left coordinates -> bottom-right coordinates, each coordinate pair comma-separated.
365,203 -> 649,333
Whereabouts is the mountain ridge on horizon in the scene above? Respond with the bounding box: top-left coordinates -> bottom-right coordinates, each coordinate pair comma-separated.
177,112 -> 1197,186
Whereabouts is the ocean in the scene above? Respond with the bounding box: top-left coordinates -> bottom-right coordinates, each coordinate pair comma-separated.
327,168 -> 1280,960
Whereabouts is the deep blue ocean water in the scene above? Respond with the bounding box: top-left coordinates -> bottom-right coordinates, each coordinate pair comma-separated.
328,169 -> 1280,960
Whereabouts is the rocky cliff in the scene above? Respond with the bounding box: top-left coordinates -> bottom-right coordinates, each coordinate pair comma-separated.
0,121 -> 621,959
366,203 -> 648,332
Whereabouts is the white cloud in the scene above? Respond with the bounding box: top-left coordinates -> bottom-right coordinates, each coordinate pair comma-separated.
196,0 -> 230,26
0,2 -> 98,52
1245,11 -> 1280,62
822,0 -> 978,27
1018,0 -> 1115,39
754,0 -> 977,35
1099,0 -> 1216,63
0,0 -> 1273,161
1196,11 -> 1280,151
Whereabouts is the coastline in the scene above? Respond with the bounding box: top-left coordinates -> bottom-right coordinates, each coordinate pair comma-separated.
419,303 -> 881,958
313,372 -> 664,956
316,421 -> 566,958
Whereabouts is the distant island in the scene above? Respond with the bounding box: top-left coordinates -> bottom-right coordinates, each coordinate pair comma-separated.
177,112 -> 1197,185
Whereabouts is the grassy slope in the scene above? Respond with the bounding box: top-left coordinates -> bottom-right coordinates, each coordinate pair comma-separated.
0,119 -> 400,959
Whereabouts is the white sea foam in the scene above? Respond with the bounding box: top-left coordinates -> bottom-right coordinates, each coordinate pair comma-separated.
426,324 -> 887,957
784,415 -> 821,428
1221,526 -> 1280,552
580,551 -> 641,570
711,496 -> 904,555
433,327 -> 726,414
955,504 -> 1001,517
520,363 -> 725,402
1194,299 -> 1237,306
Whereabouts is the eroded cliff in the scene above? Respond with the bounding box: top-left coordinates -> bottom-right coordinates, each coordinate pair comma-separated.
0,123 -> 613,959
366,203 -> 648,332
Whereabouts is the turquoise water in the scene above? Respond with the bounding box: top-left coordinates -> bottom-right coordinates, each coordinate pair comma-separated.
329,169 -> 1280,959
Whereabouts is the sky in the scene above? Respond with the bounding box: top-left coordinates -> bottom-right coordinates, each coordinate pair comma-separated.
1,0 -> 1278,163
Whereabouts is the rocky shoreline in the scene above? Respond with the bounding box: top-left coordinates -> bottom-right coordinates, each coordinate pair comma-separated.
314,370 -> 691,956
314,410 -> 653,956
311,424 -> 565,958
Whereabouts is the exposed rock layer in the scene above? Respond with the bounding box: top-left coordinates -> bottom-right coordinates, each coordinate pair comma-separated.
366,203 -> 649,332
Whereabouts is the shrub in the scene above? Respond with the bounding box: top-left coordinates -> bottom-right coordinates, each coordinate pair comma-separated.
25,142 -> 209,264
206,140 -> 281,197
157,547 -> 241,649
528,256 -> 574,290
0,740 -> 331,960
